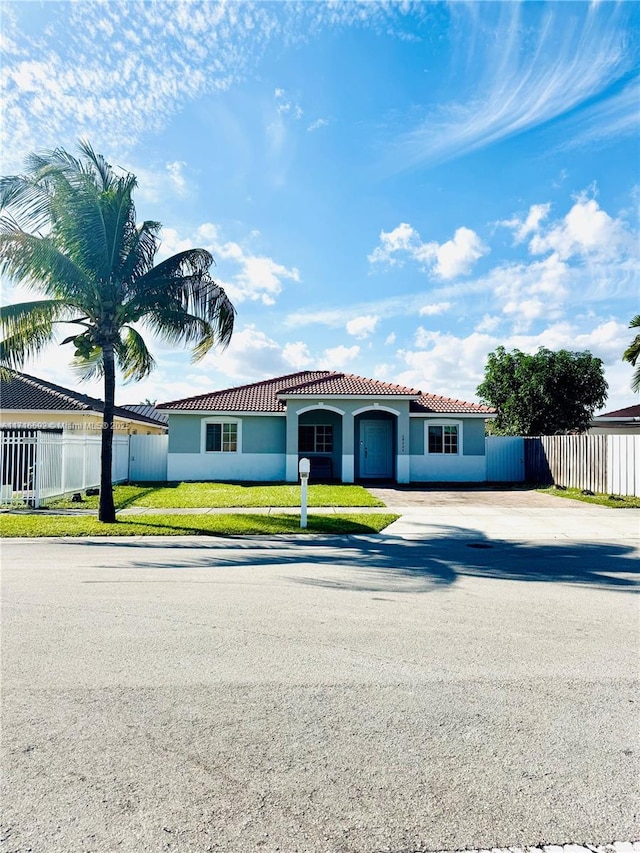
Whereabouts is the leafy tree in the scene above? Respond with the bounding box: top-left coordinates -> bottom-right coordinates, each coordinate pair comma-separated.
477,346 -> 608,435
0,142 -> 235,522
622,315 -> 640,393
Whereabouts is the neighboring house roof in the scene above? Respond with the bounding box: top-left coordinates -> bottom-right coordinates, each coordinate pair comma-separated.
0,370 -> 164,428
158,370 -> 494,415
121,404 -> 169,426
593,404 -> 640,420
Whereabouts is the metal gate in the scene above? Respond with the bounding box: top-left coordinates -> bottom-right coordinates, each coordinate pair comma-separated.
129,434 -> 168,482
485,436 -> 525,482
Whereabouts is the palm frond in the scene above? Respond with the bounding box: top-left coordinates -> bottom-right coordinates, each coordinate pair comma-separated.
133,249 -> 235,355
77,140 -> 119,192
119,221 -> 162,289
70,347 -> 104,383
622,315 -> 640,393
139,248 -> 214,284
2,147 -> 85,230
622,332 -> 640,366
0,175 -> 54,231
0,299 -> 78,368
115,327 -> 156,382
140,279 -> 235,359
0,225 -> 93,307
26,147 -> 84,177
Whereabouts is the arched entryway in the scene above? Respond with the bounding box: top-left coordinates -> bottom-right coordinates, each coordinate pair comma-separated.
297,406 -> 343,481
354,410 -> 397,481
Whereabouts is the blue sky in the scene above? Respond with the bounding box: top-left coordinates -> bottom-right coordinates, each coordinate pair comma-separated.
2,0 -> 639,412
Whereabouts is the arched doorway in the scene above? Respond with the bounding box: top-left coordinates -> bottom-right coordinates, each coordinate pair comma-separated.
354,410 -> 396,481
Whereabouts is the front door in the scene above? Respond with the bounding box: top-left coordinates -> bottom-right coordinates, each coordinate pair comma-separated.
359,420 -> 393,479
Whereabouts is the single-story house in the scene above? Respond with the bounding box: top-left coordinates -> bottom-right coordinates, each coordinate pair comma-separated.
588,404 -> 640,435
0,370 -> 167,435
157,370 -> 495,484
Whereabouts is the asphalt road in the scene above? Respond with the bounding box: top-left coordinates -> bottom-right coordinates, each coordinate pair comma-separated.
1,523 -> 639,852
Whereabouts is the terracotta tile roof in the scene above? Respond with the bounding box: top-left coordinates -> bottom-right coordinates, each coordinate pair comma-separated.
595,404 -> 640,419
157,372 -> 333,412
159,371 -> 493,415
410,394 -> 495,415
0,370 -> 164,427
278,372 -> 422,397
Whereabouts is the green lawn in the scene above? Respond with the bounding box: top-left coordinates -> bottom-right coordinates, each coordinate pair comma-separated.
44,482 -> 384,509
537,486 -> 640,509
0,512 -> 399,538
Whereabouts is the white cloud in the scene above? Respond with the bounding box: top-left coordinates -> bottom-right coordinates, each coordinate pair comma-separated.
282,341 -> 312,369
500,203 -> 551,243
529,195 -> 634,260
166,161 -> 188,194
555,80 -> 639,152
320,345 -> 360,371
307,118 -> 329,132
346,315 -> 379,338
431,227 -> 487,279
274,87 -> 303,119
369,223 -> 487,280
3,3 -> 351,166
418,302 -> 451,316
368,222 -> 418,265
492,253 -> 569,332
157,223 -> 300,305
384,2 -> 636,171
393,318 -> 633,410
132,161 -> 192,205
385,333 -> 396,345
199,325 -> 292,383
475,314 -> 501,333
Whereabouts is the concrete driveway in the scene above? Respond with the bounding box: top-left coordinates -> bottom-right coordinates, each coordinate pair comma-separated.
367,485 -> 640,540
1,495 -> 639,853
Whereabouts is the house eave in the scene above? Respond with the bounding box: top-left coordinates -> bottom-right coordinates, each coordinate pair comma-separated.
409,411 -> 495,418
278,393 -> 420,401
162,409 -> 286,417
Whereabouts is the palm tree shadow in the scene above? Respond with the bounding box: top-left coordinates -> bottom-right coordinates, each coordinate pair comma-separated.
75,525 -> 639,593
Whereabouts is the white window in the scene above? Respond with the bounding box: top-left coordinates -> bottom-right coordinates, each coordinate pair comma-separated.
202,418 -> 241,453
426,421 -> 461,455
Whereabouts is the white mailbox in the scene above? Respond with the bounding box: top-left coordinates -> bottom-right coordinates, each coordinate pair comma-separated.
299,457 -> 310,480
299,457 -> 310,528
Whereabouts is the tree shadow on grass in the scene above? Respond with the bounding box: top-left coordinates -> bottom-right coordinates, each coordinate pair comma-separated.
71,524 -> 639,593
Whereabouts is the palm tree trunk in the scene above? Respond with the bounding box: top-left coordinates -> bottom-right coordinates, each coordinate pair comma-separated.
99,343 -> 117,523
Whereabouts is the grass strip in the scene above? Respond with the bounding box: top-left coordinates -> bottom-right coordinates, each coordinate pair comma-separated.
44,483 -> 385,510
0,512 -> 399,538
537,486 -> 640,509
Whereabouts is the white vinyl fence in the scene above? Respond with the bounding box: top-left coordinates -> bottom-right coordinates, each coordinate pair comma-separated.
1,431 -> 129,507
129,434 -> 168,481
608,435 -> 640,498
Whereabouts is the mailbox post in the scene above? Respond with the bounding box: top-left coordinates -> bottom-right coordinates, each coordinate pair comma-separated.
299,457 -> 310,529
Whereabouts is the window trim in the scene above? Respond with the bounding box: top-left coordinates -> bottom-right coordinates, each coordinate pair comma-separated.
425,420 -> 462,456
201,417 -> 242,454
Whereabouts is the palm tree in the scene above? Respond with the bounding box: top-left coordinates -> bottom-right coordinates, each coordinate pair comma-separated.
622,315 -> 640,393
0,142 -> 235,522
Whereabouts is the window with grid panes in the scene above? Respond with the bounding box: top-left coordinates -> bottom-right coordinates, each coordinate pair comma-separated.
428,424 -> 458,454
298,424 -> 333,453
205,422 -> 238,452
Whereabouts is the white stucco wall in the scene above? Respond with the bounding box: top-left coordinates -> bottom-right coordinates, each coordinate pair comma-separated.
167,452 -> 286,482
